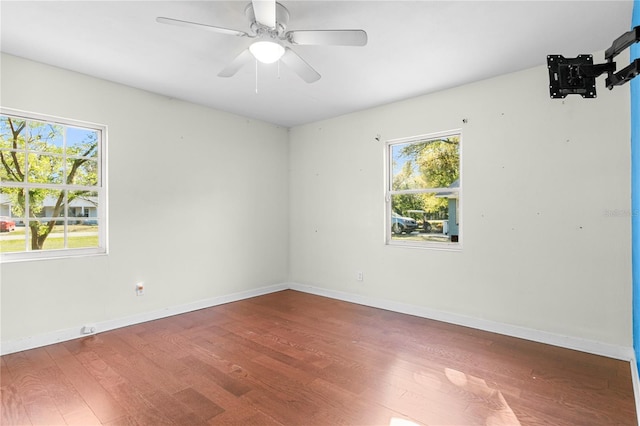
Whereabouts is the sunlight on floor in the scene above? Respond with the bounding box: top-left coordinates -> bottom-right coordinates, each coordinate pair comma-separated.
444,368 -> 521,426
382,362 -> 521,426
389,417 -> 421,426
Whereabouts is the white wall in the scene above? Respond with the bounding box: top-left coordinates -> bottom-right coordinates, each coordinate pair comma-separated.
0,54 -> 289,344
289,59 -> 632,347
1,50 -> 633,353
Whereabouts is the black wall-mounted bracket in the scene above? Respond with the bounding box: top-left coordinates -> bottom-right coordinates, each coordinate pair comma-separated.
547,26 -> 640,99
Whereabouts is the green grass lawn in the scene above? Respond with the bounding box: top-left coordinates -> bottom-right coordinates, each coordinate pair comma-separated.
0,225 -> 98,253
5,224 -> 97,236
0,234 -> 99,253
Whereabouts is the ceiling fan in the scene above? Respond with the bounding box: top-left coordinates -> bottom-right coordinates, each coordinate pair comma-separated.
157,0 -> 367,83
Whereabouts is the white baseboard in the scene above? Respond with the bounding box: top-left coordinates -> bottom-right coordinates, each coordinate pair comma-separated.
0,283 -> 288,356
2,281 -> 635,363
630,355 -> 640,426
287,282 -> 635,362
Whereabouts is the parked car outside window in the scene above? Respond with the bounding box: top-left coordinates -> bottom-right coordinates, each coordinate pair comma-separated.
0,217 -> 16,232
391,212 -> 418,235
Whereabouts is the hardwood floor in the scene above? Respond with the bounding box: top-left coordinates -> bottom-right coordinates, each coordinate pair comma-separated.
1,290 -> 636,425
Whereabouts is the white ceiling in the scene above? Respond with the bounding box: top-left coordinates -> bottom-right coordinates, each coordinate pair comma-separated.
0,1 -> 634,128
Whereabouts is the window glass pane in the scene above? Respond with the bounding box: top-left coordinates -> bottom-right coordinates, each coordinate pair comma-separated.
0,235 -> 24,252
0,222 -> 24,253
0,149 -> 26,182
67,159 -> 98,186
67,191 -> 99,249
0,116 -> 26,149
26,215 -> 65,251
1,187 -> 25,220
0,186 -> 22,253
67,127 -> 99,158
67,219 -> 99,249
68,191 -> 98,221
391,136 -> 460,191
29,189 -> 64,218
27,153 -> 64,184
391,191 -> 459,243
391,143 -> 422,191
31,219 -> 65,251
27,120 -> 63,153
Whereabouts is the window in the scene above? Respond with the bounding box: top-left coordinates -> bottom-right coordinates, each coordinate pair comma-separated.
385,130 -> 461,248
0,109 -> 106,261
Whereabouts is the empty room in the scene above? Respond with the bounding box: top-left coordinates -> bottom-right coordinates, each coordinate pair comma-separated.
1,0 -> 639,425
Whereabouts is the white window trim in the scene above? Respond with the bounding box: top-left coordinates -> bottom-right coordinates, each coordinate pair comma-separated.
384,129 -> 462,251
0,107 -> 108,262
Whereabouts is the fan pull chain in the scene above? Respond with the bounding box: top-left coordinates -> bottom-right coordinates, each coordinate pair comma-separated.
255,60 -> 259,94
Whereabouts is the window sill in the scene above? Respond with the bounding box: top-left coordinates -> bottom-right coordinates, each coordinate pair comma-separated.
386,240 -> 463,251
1,248 -> 107,263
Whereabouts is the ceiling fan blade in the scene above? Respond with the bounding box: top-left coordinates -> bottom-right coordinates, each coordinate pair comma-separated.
156,17 -> 249,37
252,0 -> 276,28
218,49 -> 254,77
280,48 -> 321,83
287,30 -> 368,46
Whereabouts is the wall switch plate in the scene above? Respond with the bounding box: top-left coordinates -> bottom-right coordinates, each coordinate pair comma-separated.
136,282 -> 145,296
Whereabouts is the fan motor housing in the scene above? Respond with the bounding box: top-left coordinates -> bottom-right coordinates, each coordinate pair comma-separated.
245,2 -> 290,35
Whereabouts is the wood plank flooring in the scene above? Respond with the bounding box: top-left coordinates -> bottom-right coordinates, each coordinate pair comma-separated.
1,290 -> 636,425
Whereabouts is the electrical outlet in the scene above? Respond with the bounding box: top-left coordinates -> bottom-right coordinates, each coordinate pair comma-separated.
136,282 -> 145,296
356,271 -> 364,282
81,324 -> 96,334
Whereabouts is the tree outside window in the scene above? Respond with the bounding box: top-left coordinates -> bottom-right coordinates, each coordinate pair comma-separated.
0,110 -> 106,260
386,132 -> 461,247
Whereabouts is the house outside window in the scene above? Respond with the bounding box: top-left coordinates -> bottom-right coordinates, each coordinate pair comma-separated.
0,108 -> 107,261
385,130 -> 461,249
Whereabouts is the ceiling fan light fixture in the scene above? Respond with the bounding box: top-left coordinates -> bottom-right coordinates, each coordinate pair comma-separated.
249,40 -> 285,64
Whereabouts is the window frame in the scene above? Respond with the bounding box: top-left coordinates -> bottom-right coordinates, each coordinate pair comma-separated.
384,129 -> 462,250
0,107 -> 108,262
